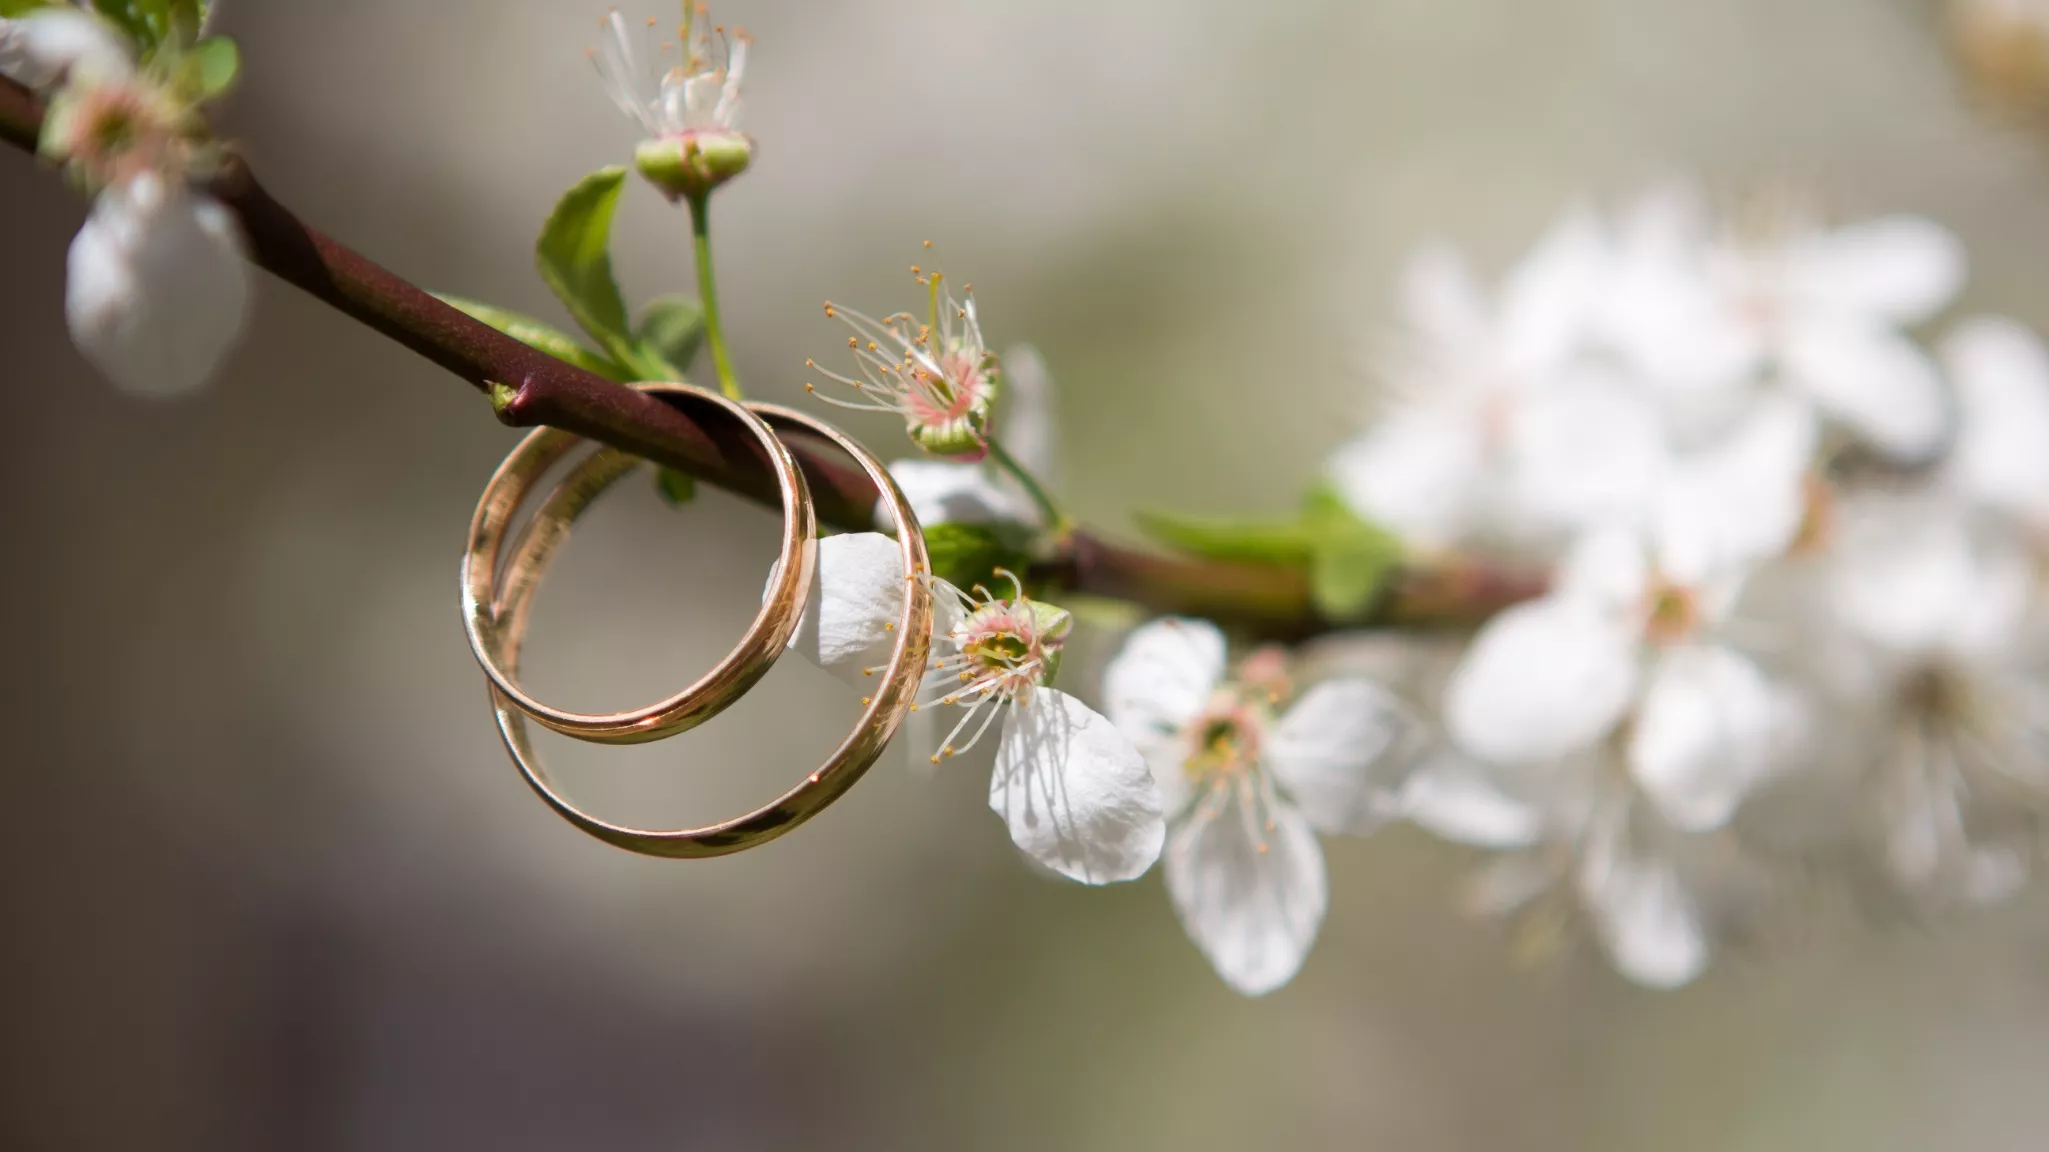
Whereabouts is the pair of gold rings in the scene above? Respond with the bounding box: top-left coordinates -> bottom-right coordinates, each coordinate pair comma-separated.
459,383 -> 933,857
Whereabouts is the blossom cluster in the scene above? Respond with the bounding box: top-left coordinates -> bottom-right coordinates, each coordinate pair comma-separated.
803,189 -> 2048,996
1339,191 -> 2048,988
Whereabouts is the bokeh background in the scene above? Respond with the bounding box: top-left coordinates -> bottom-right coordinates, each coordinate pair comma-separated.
6,0 -> 2049,1147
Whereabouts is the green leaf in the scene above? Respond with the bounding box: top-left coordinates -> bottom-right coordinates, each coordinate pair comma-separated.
177,35 -> 237,100
1302,482 -> 1403,621
536,167 -> 658,375
654,467 -> 697,507
1133,509 -> 1317,565
1142,480 -> 1403,622
922,522 -> 1032,593
0,2 -> 56,18
1309,534 -> 1399,622
435,293 -> 633,380
634,295 -> 704,380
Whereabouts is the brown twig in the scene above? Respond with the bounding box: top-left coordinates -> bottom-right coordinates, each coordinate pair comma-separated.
0,75 -> 1540,638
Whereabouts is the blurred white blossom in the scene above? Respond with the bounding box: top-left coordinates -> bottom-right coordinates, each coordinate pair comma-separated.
7,9 -> 250,398
1442,396 -> 1812,835
66,171 -> 249,398
1601,193 -> 1962,457
1824,502 -> 2045,905
1328,213 -> 1666,549
1103,619 -> 1419,994
1347,192 -> 2043,986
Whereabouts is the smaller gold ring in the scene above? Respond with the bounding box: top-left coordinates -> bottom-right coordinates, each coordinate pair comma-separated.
484,403 -> 934,858
460,383 -> 816,745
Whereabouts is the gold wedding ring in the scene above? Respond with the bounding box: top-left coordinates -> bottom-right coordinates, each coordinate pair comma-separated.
462,384 -> 815,744
464,388 -> 933,858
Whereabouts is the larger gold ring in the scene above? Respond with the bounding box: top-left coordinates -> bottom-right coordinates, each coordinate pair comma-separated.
461,383 -> 816,744
483,402 -> 934,858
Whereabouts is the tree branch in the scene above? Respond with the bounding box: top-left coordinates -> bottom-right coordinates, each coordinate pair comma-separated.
0,75 -> 1538,639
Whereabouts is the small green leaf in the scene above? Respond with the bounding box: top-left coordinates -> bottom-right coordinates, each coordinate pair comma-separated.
1310,535 -> 1398,622
1133,509 -> 1317,565
654,467 -> 697,507
1143,480 -> 1403,622
177,36 -> 238,100
435,293 -> 633,380
922,521 -> 1032,593
634,295 -> 705,380
1301,481 -> 1403,621
536,167 -> 656,374
0,2 -> 57,18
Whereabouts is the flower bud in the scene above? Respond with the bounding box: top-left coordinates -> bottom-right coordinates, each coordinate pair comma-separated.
633,129 -> 753,201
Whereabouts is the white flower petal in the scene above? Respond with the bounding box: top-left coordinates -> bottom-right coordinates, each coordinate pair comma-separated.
1600,189 -> 1759,394
989,688 -> 1165,884
1940,316 -> 2049,529
1498,208 -> 1609,373
1577,823 -> 1709,988
1783,320 -> 1947,460
1555,527 -> 1651,613
1654,394 -> 1817,584
875,459 -> 1034,530
997,343 -> 1060,485
1401,756 -> 1545,849
66,177 -> 250,399
1627,645 -> 1781,833
1444,597 -> 1638,766
1787,216 -> 1964,325
1102,617 -> 1226,801
0,10 -> 133,89
1326,406 -> 1487,548
780,531 -> 905,690
1164,777 -> 1327,995
1266,679 -> 1421,835
1830,506 -> 2032,660
1507,366 -> 1670,534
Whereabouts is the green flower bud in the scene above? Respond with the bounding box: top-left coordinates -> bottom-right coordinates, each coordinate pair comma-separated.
633,130 -> 754,202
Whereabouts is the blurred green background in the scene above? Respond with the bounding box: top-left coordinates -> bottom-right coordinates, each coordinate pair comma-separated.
4,0 -> 2049,1148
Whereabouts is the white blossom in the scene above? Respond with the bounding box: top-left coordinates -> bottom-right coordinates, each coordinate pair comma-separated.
785,535 -> 1164,884
1600,193 -> 1962,458
1404,753 -> 1728,988
1103,619 -> 1419,995
877,344 -> 1057,531
590,6 -> 747,142
1327,212 -> 1668,549
1443,396 -> 1813,834
810,277 -> 997,459
8,11 -> 252,398
1823,496 -> 2048,905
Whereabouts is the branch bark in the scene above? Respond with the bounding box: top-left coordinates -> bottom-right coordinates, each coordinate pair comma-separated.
0,75 -> 1539,639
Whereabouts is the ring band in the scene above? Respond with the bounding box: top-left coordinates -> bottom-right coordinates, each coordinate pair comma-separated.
482,402 -> 934,858
461,383 -> 816,745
